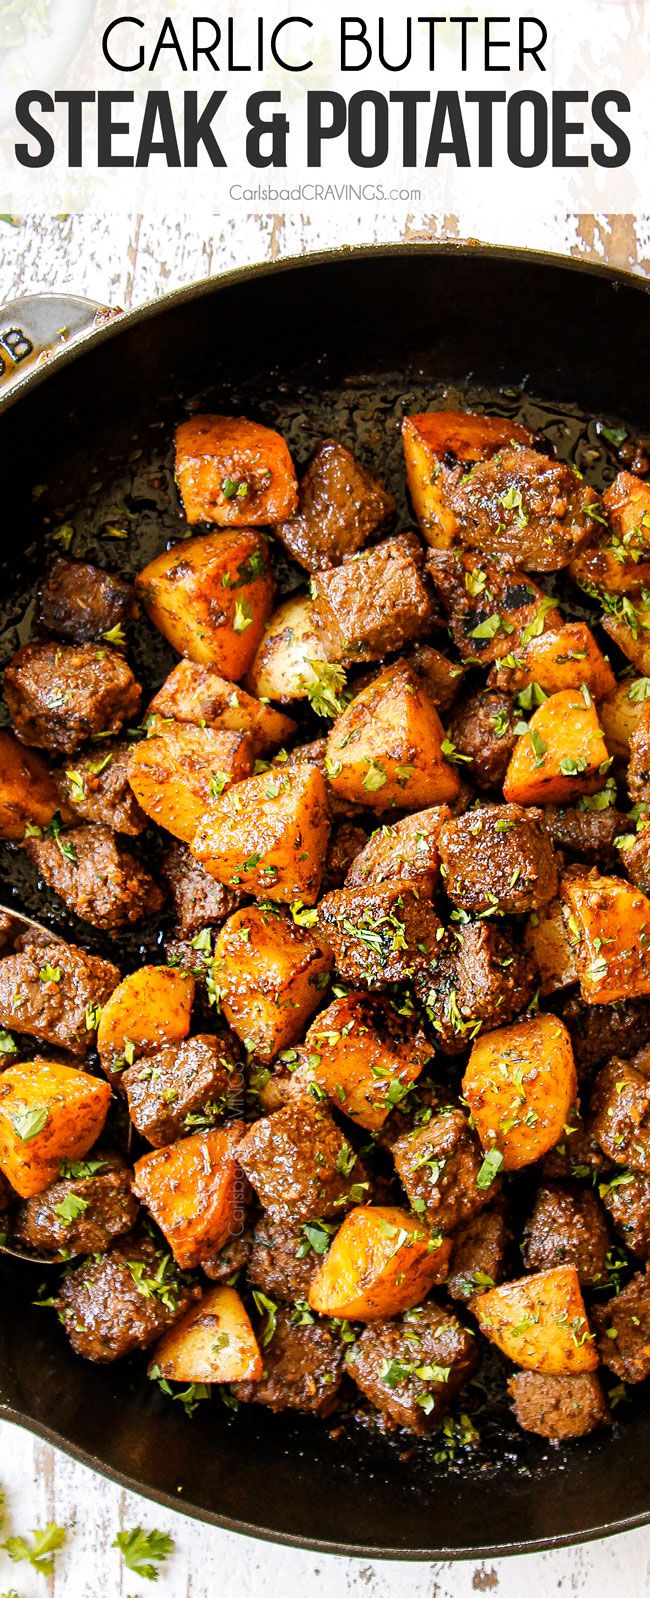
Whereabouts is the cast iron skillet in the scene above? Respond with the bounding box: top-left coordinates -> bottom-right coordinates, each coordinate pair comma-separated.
1,244 -> 650,1559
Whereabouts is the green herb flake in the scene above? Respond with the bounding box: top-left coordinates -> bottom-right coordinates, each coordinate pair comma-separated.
476,1149 -> 504,1190
1,1522 -> 67,1576
233,599 -> 253,633
112,1526 -> 174,1583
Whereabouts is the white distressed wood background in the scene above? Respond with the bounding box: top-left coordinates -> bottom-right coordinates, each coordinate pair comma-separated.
0,208 -> 649,1597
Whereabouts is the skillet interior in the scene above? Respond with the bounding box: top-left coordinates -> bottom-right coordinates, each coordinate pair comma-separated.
1,245 -> 650,1557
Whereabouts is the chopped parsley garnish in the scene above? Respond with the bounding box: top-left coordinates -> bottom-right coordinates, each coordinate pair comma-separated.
53,1193 -> 89,1227
233,598 -> 254,633
1,1521 -> 67,1576
476,1148 -> 504,1190
252,1289 -> 278,1347
112,1526 -> 174,1582
11,1104 -> 49,1142
305,660 -> 347,718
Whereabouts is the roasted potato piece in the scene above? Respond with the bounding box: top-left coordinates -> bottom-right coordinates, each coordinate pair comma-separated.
602,604 -> 650,677
0,731 -> 62,839
503,690 -> 609,805
628,701 -> 650,801
133,1122 -> 248,1269
599,679 -> 650,761
127,722 -> 253,843
524,896 -> 578,995
296,992 -> 430,1131
308,1204 -> 452,1322
275,438 -> 395,571
147,660 -> 296,753
312,535 -> 432,664
318,882 -> 442,989
473,1266 -> 598,1375
325,662 -> 461,810
96,964 -> 194,1078
402,410 -> 533,547
175,413 -> 298,526
463,1014 -> 578,1171
213,905 -> 332,1061
571,471 -> 650,595
149,1285 -> 262,1384
562,871 -> 650,1003
191,761 -> 330,905
489,622 -> 615,701
136,529 -> 274,678
345,805 -> 451,896
0,1059 -> 111,1198
243,595 -> 330,704
427,549 -> 561,666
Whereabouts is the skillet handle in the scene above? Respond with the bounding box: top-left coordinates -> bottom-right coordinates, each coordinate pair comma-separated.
0,292 -> 120,395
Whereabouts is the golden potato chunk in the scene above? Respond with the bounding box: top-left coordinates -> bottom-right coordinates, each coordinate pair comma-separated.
571,471 -> 650,595
136,529 -> 274,678
244,594 -> 330,704
0,730 -> 62,840
175,413 -> 298,526
213,905 -> 332,1061
133,1123 -> 247,1270
297,992 -> 430,1131
489,622 -> 615,701
602,604 -> 650,677
326,662 -> 461,810
150,1285 -> 262,1384
599,679 -> 649,760
503,689 -> 609,805
473,1266 -> 598,1375
524,896 -> 578,996
191,762 -> 330,905
96,964 -> 194,1078
147,659 -> 296,753
308,1205 -> 452,1322
0,1060 -> 111,1198
463,1014 -> 578,1171
562,871 -> 650,1003
127,722 -> 254,843
402,410 -> 533,547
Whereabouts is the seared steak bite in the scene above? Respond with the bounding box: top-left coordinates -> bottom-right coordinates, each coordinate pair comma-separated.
447,690 -> 518,792
592,1267 -> 650,1382
347,1301 -> 478,1433
521,1184 -> 610,1286
36,557 -> 136,644
392,1109 -> 495,1234
56,1233 -> 200,1362
508,1371 -> 610,1440
446,1202 -> 509,1302
318,883 -> 442,989
24,823 -> 164,931
247,1213 -> 321,1302
237,1100 -> 368,1223
233,1305 -> 345,1416
312,535 -> 432,663
438,806 -> 558,916
122,1033 -> 243,1147
10,1152 -> 137,1256
55,741 -> 147,835
600,1169 -> 650,1259
275,438 -> 395,571
5,641 -> 141,755
0,938 -> 119,1055
444,444 -> 595,571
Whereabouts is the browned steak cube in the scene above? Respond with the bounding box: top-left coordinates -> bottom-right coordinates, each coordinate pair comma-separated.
541,1115 -> 611,1182
25,824 -> 164,932
446,1202 -> 509,1301
322,822 -> 368,892
628,704 -> 650,802
408,643 -> 467,714
233,1305 -> 345,1415
201,1231 -> 252,1282
160,841 -> 243,937
247,1213 -> 323,1302
56,1233 -> 200,1361
0,939 -> 119,1055
55,741 -> 147,835
560,993 -> 650,1084
589,1059 -> 650,1175
447,445 -> 595,571
543,803 -> 624,863
415,921 -> 535,1051
392,1109 -> 495,1233
318,883 -> 442,989
622,830 -> 650,896
592,1267 -> 650,1381
345,807 -> 450,897
313,535 -> 431,664
237,1100 -> 368,1223
347,1301 -> 478,1433
447,690 -> 518,791
275,439 -> 395,572
426,550 -> 560,666
508,1371 -> 611,1440
10,1151 -> 138,1256
36,557 -> 136,644
521,1184 -> 610,1286
600,1170 -> 650,1259
122,1033 -> 243,1147
5,642 -> 141,755
438,806 -> 558,915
